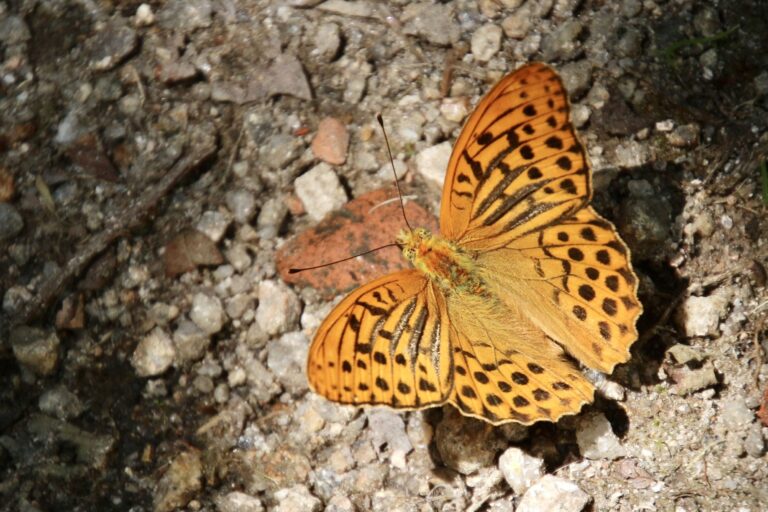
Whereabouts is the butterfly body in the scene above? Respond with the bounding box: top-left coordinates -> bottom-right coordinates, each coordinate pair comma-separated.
306,63 -> 642,425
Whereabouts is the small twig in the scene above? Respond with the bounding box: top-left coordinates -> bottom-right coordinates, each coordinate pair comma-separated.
15,131 -> 218,326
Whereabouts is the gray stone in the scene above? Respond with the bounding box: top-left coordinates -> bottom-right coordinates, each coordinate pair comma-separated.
273,484 -> 321,512
0,202 -> 24,242
415,141 -> 452,188
190,292 -> 225,335
256,196 -> 288,239
676,291 -> 730,338
541,20 -> 583,61
196,210 -> 232,243
435,408 -> 505,475
576,413 -> 627,460
558,60 -> 593,97
256,280 -> 301,336
0,15 -> 31,45
721,396 -> 754,429
744,424 -> 765,458
670,362 -> 718,395
27,414 -> 114,469
294,163 -> 348,222
38,385 -> 85,420
173,318 -> 211,363
367,410 -> 413,469
158,0 -> 213,32
10,326 -> 60,376
214,491 -> 264,512
502,4 -> 533,39
132,327 -> 176,377
314,23 -> 342,62
267,54 -> 313,101
498,447 -> 544,495
616,26 -> 644,57
517,475 -> 590,512
88,21 -> 138,71
667,123 -> 700,148
266,331 -> 309,393
402,2 -> 460,46
471,23 -> 503,62
226,189 -> 257,224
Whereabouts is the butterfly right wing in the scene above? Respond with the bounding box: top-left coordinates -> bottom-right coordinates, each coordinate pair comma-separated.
307,270 -> 453,410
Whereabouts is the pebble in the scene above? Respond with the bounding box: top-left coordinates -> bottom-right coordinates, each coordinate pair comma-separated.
471,23 -> 503,62
666,343 -> 704,365
402,2 -> 460,46
38,385 -> 85,420
434,408 -> 504,475
440,97 -> 469,123
325,494 -> 355,512
294,163 -> 348,222
273,484 -> 321,512
541,20 -> 583,61
669,361 -> 718,395
558,60 -> 593,97
267,54 -> 313,101
153,449 -> 203,512
256,196 -> 288,239
516,475 -> 590,512
88,21 -> 138,71
675,291 -> 730,337
27,414 -> 114,469
256,280 -> 301,336
667,123 -> 700,148
189,292 -> 225,335
0,202 -> 24,242
158,0 -> 213,32
744,423 -> 765,458
620,0 -> 642,17
313,23 -> 342,62
498,447 -> 544,495
214,491 -> 264,512
655,119 -> 674,132
244,357 -> 280,403
0,15 -> 30,45
367,410 -> 413,469
196,210 -> 232,243
575,413 -> 627,460
415,141 -> 452,188
225,293 -> 253,320
132,327 -> 176,377
693,6 -> 721,38
311,117 -> 350,165
10,326 -> 60,376
173,319 -> 211,363
225,189 -> 257,224
721,396 -> 754,429
616,26 -> 644,57
134,3 -> 155,27
501,5 -> 533,39
225,243 -> 252,273
266,331 -> 309,393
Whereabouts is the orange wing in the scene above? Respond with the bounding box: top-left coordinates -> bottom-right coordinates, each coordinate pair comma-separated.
307,270 -> 453,410
440,63 -> 589,251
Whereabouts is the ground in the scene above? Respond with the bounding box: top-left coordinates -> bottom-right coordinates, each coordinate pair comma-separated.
0,1 -> 767,511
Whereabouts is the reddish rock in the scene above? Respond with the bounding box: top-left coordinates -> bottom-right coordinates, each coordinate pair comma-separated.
311,117 -> 349,165
276,188 -> 438,299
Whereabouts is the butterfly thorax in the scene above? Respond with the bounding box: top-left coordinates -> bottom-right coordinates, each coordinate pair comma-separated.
397,228 -> 488,296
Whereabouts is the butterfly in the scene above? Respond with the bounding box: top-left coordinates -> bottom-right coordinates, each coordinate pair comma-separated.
305,63 -> 642,425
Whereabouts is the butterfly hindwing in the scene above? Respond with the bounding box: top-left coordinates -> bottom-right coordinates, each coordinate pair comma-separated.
308,270 -> 452,409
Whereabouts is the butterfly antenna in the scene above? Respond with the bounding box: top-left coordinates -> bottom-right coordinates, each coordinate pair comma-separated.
376,113 -> 413,232
288,243 -> 400,274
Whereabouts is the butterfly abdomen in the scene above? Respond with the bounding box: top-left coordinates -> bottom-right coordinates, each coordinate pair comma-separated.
399,228 -> 488,296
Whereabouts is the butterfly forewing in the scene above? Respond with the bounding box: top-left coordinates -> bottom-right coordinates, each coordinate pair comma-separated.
307,270 -> 453,409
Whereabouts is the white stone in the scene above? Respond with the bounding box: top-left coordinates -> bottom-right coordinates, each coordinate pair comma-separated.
294,162 -> 348,221
498,447 -> 545,495
134,3 -> 155,26
190,292 -> 225,335
173,318 -> 211,363
266,331 -> 309,393
367,410 -> 413,469
415,141 -> 452,188
255,280 -> 301,336
517,475 -> 590,512
471,23 -> 503,62
273,484 -> 321,512
214,491 -> 264,512
576,413 -> 627,460
676,290 -> 730,337
196,210 -> 232,242
132,327 -> 176,377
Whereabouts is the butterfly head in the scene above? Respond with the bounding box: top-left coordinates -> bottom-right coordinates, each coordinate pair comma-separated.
396,227 -> 432,263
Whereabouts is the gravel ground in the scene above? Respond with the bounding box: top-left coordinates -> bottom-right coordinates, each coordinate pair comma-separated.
1,1 -> 767,511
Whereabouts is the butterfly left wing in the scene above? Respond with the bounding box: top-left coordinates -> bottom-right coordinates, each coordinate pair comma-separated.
440,63 -> 589,250
307,270 -> 453,409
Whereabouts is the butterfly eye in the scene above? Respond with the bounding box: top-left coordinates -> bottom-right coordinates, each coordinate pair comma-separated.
403,248 -> 416,260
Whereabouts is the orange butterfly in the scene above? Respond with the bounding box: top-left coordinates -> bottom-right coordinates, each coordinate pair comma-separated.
305,63 -> 642,425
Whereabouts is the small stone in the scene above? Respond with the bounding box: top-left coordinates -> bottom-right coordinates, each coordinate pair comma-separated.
158,0 -> 212,32
173,319 -> 210,363
296,402 -> 326,433
267,54 -> 312,101
676,291 -> 730,338
214,491 -> 264,512
471,23 -> 503,62
558,60 -> 592,98
498,447 -> 544,495
273,484 -> 321,512
266,331 -> 309,393
10,326 -> 60,376
134,3 -> 155,26
744,423 -> 765,457
754,71 -> 768,95
501,5 -> 533,39
517,475 -> 590,512
325,495 -> 355,512
154,450 -> 203,512
256,280 -> 301,336
616,26 -> 644,57
256,196 -> 288,239
132,327 -> 175,377
196,210 -> 232,243
440,97 -> 469,123
415,141 -> 452,188
693,6 -> 721,38
0,202 -> 24,242
189,292 -> 225,335
434,407 -> 504,475
666,344 -> 704,365
367,410 -> 413,469
327,445 -> 354,473
38,385 -> 85,420
541,20 -> 583,61
575,413 -> 626,460
88,21 -> 138,71
294,163 -> 348,222
721,396 -> 754,429
401,2 -> 460,46
26,414 -> 114,469
620,0 -> 642,17
655,119 -> 674,132
225,190 -> 256,225
314,23 -> 342,62
669,362 -> 718,395
667,123 -> 700,148
311,117 -> 349,165
317,0 -> 373,17
0,16 -> 31,45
